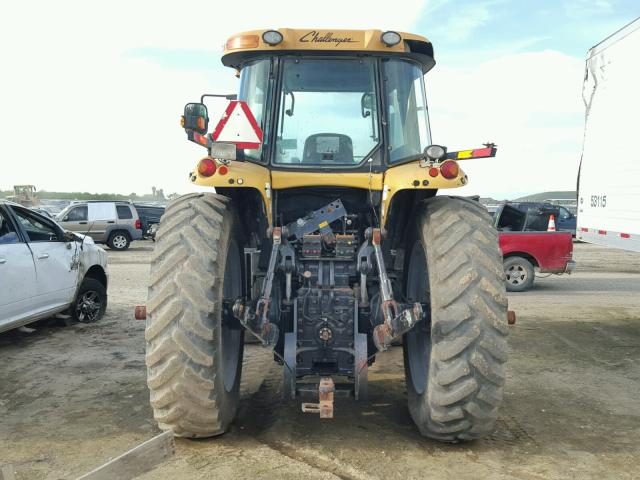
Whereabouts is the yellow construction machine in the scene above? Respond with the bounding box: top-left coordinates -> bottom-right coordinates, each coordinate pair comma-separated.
145,28 -> 508,442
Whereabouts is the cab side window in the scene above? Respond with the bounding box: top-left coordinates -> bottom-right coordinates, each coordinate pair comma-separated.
116,205 -> 133,220
0,209 -> 20,244
559,207 -> 572,220
65,206 -> 88,222
12,207 -> 62,242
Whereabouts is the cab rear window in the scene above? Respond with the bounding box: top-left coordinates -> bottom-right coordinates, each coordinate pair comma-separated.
116,205 -> 133,220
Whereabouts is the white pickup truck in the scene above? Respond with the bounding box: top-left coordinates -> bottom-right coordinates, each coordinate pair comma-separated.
0,200 -> 108,333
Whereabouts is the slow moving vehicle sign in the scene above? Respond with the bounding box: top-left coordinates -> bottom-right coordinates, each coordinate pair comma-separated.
211,100 -> 263,149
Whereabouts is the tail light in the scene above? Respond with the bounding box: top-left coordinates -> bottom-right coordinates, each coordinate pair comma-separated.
440,160 -> 460,179
197,158 -> 217,177
135,219 -> 141,230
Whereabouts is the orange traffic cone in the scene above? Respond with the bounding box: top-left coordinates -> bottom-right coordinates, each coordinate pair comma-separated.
547,214 -> 556,231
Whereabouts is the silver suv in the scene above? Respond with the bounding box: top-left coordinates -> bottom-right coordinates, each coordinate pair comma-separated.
56,201 -> 143,250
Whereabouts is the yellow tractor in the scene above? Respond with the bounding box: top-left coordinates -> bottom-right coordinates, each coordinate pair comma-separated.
145,29 -> 508,442
8,185 -> 39,207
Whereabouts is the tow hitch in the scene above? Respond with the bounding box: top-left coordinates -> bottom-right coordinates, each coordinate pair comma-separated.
301,377 -> 335,419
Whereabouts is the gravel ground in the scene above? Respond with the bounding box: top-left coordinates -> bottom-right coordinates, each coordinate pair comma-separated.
1,241 -> 639,479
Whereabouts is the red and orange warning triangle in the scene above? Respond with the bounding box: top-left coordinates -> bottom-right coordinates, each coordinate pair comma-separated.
211,101 -> 263,149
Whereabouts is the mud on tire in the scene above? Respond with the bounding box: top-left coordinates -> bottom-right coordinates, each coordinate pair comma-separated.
403,196 -> 509,442
145,193 -> 244,437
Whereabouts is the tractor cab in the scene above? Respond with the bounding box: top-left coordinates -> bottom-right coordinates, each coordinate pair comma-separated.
227,32 -> 435,171
182,29 -> 495,230
185,29 -> 435,170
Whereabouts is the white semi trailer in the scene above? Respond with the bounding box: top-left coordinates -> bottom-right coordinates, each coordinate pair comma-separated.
577,17 -> 640,252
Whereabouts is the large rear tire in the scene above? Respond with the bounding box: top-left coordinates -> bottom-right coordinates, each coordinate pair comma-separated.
403,196 -> 509,442
145,193 -> 244,437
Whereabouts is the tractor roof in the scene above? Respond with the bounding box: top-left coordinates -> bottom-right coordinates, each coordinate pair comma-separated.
221,28 -> 435,72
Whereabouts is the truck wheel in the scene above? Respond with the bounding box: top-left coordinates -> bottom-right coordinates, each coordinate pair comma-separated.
403,196 -> 509,442
145,193 -> 244,437
107,231 -> 131,251
504,256 -> 535,292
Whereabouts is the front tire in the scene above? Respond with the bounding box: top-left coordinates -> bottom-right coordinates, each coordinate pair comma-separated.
403,196 -> 509,442
72,277 -> 107,323
145,193 -> 244,437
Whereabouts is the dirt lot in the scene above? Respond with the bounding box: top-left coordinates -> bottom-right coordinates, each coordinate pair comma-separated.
1,241 -> 640,479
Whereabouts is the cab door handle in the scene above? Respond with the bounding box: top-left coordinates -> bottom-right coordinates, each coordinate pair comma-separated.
107,221 -> 115,224
37,253 -> 49,260
79,221 -> 88,225
0,258 -> 6,264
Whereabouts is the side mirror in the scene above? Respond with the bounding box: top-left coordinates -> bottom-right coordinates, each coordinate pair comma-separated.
63,230 -> 78,242
361,93 -> 374,117
182,103 -> 209,135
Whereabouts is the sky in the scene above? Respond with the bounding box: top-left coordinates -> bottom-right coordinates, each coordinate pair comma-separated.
0,0 -> 638,199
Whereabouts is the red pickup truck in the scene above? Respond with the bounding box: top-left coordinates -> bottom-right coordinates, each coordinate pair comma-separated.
499,231 -> 575,292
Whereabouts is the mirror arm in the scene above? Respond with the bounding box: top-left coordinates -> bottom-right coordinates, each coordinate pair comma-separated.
201,93 -> 238,103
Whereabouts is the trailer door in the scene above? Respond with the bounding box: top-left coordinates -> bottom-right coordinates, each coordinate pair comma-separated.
577,18 -> 640,251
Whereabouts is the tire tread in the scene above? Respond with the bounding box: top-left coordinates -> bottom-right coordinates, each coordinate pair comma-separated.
407,196 -> 509,442
145,192 -> 239,437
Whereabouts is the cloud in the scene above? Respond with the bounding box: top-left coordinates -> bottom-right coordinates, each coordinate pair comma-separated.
0,1 -> 591,200
0,0 -> 429,194
427,2 -> 492,43
427,49 -> 585,198
564,0 -> 613,19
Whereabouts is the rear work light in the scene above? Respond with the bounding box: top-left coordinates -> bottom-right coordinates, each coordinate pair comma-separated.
440,160 -> 459,179
262,30 -> 283,46
381,31 -> 402,47
197,158 -> 217,177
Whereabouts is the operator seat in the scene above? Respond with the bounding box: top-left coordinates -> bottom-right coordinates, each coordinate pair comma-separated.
302,133 -> 354,164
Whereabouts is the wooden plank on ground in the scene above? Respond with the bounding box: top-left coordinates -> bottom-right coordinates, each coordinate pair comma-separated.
77,431 -> 175,480
0,465 -> 16,480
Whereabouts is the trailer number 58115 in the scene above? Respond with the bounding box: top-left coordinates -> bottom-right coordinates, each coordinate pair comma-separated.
590,195 -> 607,208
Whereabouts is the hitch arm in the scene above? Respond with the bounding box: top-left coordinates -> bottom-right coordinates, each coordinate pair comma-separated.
367,228 -> 423,351
233,227 -> 284,346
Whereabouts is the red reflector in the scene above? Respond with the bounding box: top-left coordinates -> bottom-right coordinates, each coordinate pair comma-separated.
135,219 -> 141,230
428,167 -> 439,177
472,147 -> 493,157
194,132 -> 208,146
197,158 -> 216,177
620,233 -> 630,238
598,230 -> 607,235
218,165 -> 228,175
440,160 -> 459,179
580,227 -> 589,232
